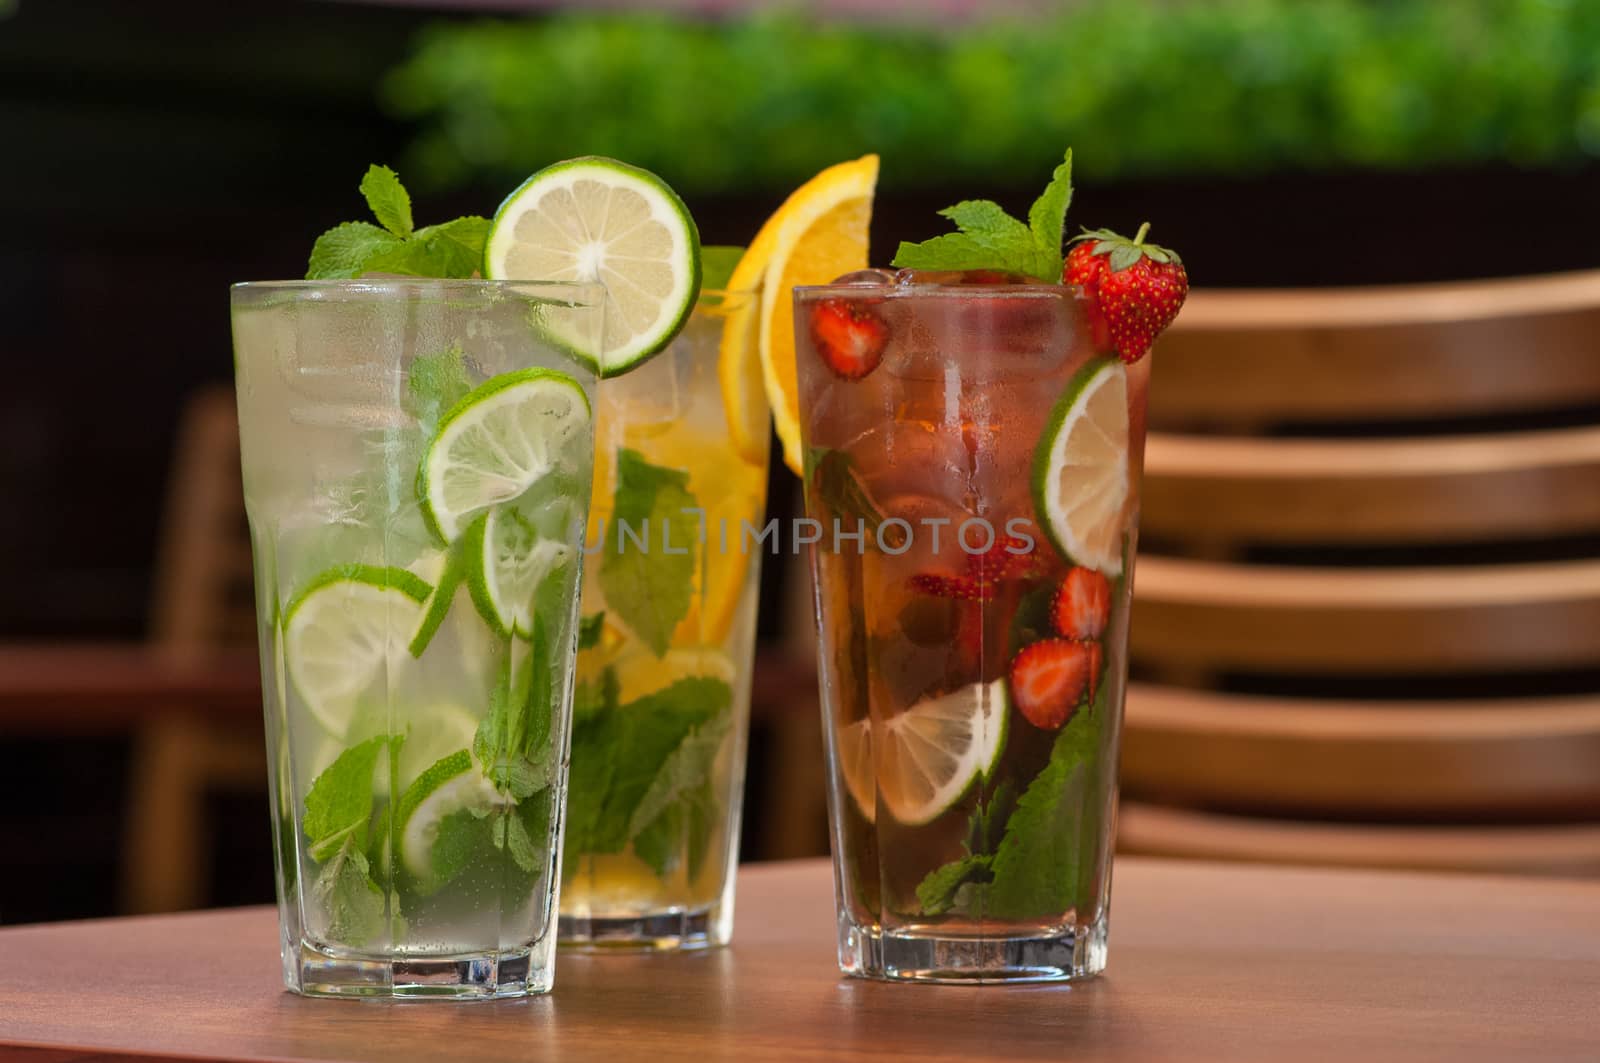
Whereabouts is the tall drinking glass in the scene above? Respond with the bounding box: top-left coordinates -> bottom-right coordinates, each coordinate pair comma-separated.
795,278 -> 1147,982
232,279 -> 602,998
560,290 -> 769,950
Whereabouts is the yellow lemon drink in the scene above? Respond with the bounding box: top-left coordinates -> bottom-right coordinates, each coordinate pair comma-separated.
562,292 -> 769,950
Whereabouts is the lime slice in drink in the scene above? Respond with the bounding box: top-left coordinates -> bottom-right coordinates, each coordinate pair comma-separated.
395,703 -> 481,793
877,679 -> 1008,826
283,564 -> 432,737
395,750 -> 505,883
467,502 -> 575,640
834,718 -> 876,824
419,367 -> 591,543
1031,357 -> 1131,577
483,156 -> 701,377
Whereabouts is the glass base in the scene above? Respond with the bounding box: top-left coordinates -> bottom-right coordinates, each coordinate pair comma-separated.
285,941 -> 548,1000
558,906 -> 725,953
837,911 -> 1108,984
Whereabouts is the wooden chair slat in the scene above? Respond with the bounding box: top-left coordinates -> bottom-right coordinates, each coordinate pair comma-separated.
1131,557 -> 1600,672
1150,270 -> 1600,425
1143,426 -> 1600,543
1122,684 -> 1600,814
1118,802 -> 1600,877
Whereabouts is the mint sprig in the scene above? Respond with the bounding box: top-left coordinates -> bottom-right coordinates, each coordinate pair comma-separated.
891,148 -> 1073,281
564,675 -> 732,880
307,164 -> 490,280
302,735 -> 399,943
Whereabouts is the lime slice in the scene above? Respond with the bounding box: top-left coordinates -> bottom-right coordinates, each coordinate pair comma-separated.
396,704 -> 481,792
877,679 -> 1008,826
395,750 -> 505,882
283,565 -> 431,737
483,156 -> 701,377
419,367 -> 592,543
469,503 -> 574,639
1031,358 -> 1131,577
834,718 -> 876,824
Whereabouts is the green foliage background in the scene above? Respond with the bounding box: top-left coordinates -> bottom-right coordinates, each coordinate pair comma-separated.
385,0 -> 1600,195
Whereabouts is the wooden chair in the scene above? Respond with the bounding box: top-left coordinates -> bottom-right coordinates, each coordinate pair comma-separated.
1122,269 -> 1600,876
122,386 -> 265,913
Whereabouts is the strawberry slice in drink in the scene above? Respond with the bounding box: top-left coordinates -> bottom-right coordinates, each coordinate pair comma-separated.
808,297 -> 889,380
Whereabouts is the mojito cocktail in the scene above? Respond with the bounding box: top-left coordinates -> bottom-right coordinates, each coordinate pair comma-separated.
233,279 -> 601,998
794,152 -> 1185,982
560,292 -> 769,950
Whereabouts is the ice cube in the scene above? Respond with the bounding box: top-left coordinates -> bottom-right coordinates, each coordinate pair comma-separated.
830,268 -> 898,286
893,269 -> 1041,287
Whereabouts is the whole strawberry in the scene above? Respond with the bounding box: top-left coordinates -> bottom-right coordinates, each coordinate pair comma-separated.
1063,223 -> 1187,364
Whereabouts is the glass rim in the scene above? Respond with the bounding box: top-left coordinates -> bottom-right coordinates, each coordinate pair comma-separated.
231,278 -> 604,294
793,281 -> 1087,300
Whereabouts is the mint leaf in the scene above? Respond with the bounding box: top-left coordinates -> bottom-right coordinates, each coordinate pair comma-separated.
304,735 -> 393,860
307,221 -> 406,280
602,677 -> 728,845
360,164 -> 414,238
563,693 -> 622,870
565,675 -> 729,868
578,612 -> 606,650
598,449 -> 699,656
406,344 -> 473,435
916,853 -> 992,915
965,777 -> 1018,856
941,200 -> 1034,245
891,149 -> 1074,282
312,841 -> 387,945
428,807 -> 490,888
805,446 -> 901,547
700,245 -> 745,291
1026,148 -> 1073,276
474,640 -> 556,800
628,707 -> 732,837
500,803 -> 540,874
306,166 -> 485,280
410,216 -> 490,278
633,778 -> 717,879
984,698 -> 1105,920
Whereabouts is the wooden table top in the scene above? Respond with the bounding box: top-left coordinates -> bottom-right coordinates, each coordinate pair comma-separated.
2,858 -> 1598,1062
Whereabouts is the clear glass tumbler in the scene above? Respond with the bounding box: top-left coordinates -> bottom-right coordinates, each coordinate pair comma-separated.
559,290 -> 770,950
232,279 -> 602,998
794,278 -> 1149,983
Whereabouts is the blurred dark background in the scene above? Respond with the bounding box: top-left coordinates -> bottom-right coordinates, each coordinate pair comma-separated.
4,0 -> 1600,922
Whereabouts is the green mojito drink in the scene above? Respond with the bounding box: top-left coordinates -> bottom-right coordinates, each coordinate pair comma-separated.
233,277 -> 602,998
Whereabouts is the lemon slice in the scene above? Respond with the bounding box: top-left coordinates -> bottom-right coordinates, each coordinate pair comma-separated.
716,222 -> 779,465
484,156 -> 701,377
718,155 -> 878,475
877,679 -> 1008,826
1032,358 -> 1131,576
611,646 -> 736,704
834,718 -> 876,823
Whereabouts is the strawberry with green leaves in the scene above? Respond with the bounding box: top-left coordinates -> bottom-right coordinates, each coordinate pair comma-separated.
1063,223 -> 1188,364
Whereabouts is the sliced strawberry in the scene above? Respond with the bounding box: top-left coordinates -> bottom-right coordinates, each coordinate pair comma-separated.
908,572 -> 990,601
809,298 -> 888,380
1008,638 -> 1094,731
1086,640 -> 1104,701
1052,567 -> 1111,640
